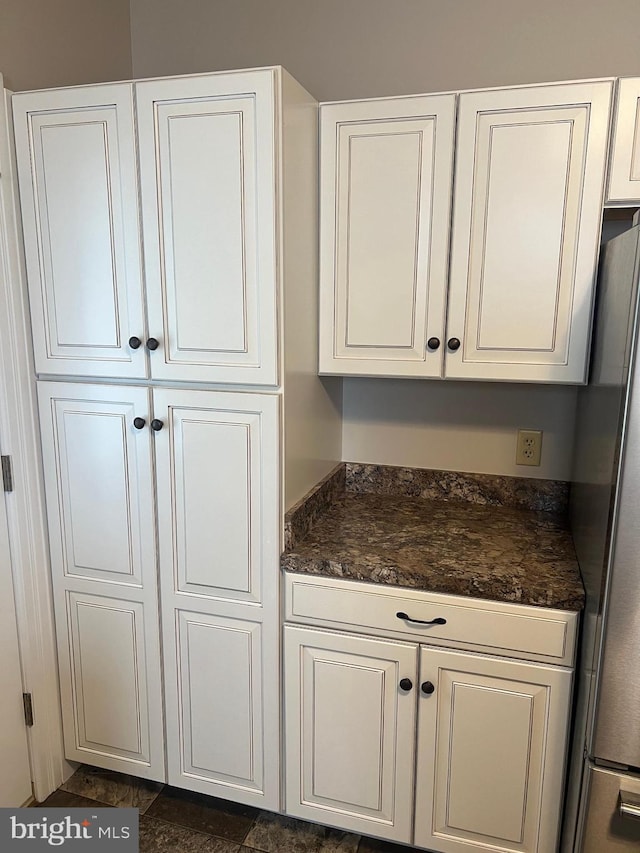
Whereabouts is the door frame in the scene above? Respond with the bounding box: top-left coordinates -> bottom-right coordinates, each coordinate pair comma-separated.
0,84 -> 70,802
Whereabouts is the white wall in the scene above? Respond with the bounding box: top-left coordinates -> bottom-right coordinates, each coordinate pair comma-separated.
342,379 -> 578,480
130,0 -> 640,101
0,0 -> 132,91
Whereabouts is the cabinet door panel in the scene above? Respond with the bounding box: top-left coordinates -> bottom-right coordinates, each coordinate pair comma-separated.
154,388 -> 279,808
67,591 -> 152,760
172,611 -> 263,791
319,96 -> 455,377
137,71 -> 278,384
38,383 -> 154,587
415,647 -> 572,853
447,82 -> 612,382
176,416 -> 252,594
12,86 -> 146,378
37,382 -> 164,779
284,626 -> 417,842
153,388 -> 278,604
607,78 -> 640,203
309,650 -> 386,809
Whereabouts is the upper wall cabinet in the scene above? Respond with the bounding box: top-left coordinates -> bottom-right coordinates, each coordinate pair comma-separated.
319,81 -> 613,384
13,85 -> 146,379
318,95 -> 456,378
606,78 -> 640,205
13,70 -> 279,384
447,81 -> 612,383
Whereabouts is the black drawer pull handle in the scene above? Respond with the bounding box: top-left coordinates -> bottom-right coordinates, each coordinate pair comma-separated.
421,681 -> 435,695
396,611 -> 447,626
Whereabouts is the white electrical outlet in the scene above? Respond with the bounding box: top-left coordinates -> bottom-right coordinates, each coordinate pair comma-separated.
516,429 -> 543,466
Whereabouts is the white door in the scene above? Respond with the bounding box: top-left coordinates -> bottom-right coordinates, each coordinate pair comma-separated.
153,387 -> 279,808
136,70 -> 279,385
12,86 -> 147,379
414,646 -> 572,853
37,382 -> 165,780
0,494 -> 31,806
607,78 -> 640,203
446,81 -> 612,383
319,95 -> 455,378
284,625 -> 417,843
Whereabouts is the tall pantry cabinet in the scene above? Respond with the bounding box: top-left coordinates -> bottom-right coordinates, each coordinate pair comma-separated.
12,67 -> 339,809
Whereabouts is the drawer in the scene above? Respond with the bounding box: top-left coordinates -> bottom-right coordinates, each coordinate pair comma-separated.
284,573 -> 578,666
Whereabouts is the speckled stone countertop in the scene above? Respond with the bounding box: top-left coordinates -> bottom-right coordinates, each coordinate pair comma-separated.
282,466 -> 584,611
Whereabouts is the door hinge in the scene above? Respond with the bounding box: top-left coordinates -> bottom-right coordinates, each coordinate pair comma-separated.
2,455 -> 13,492
23,693 -> 34,727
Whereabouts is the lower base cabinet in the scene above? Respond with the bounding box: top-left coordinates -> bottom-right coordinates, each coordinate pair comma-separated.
284,624 -> 573,852
414,647 -> 572,853
283,626 -> 418,842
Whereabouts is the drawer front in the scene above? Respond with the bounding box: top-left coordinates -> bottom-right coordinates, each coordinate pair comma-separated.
284,574 -> 578,665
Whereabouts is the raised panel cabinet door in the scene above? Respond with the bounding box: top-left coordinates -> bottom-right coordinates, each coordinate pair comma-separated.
284,626 -> 417,842
12,85 -> 147,378
319,95 -> 456,378
36,382 -> 164,779
446,82 -> 613,383
169,611 -> 267,801
152,387 -> 279,606
136,70 -> 279,385
607,78 -> 640,203
414,647 -> 572,853
153,387 -> 279,808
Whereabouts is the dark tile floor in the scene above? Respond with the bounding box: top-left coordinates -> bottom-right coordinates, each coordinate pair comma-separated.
35,765 -> 422,852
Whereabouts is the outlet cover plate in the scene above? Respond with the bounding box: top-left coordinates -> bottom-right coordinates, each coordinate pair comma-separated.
516,429 -> 543,466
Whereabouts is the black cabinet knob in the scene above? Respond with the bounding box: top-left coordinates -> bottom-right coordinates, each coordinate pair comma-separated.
128,336 -> 142,350
447,337 -> 461,352
421,681 -> 435,695
150,419 -> 164,431
146,337 -> 160,351
399,678 -> 413,692
427,337 -> 441,351
133,417 -> 145,430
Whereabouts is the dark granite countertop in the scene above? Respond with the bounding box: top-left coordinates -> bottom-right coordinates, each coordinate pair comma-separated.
282,486 -> 584,611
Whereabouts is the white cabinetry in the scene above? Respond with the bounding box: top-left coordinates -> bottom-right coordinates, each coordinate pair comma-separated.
607,78 -> 640,204
14,67 -> 334,810
319,81 -> 613,383
136,74 -> 278,384
284,626 -> 417,842
38,382 -> 280,807
414,647 -> 572,853
14,70 -> 278,384
283,574 -> 577,852
13,85 -> 145,379
154,389 -> 279,804
319,96 -> 455,377
36,382 -> 164,779
447,82 -> 612,383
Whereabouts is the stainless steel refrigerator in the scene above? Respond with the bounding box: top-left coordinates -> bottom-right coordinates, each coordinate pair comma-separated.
564,220 -> 640,851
